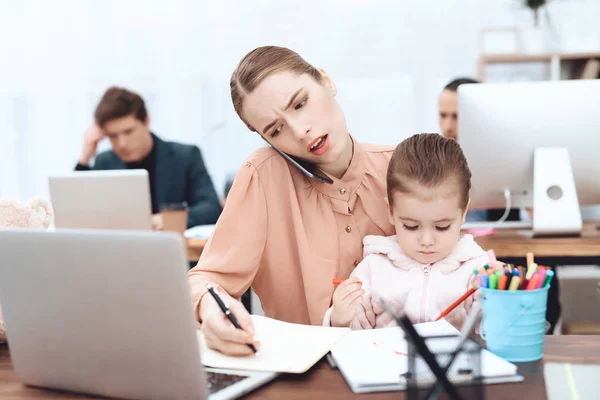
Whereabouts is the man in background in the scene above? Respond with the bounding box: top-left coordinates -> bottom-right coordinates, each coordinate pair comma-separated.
76,86 -> 222,230
438,77 -> 479,140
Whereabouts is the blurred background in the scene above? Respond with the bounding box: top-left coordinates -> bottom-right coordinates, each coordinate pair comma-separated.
1,0 -> 598,201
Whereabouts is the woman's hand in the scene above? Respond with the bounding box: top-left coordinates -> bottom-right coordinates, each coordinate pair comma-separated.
199,289 -> 260,356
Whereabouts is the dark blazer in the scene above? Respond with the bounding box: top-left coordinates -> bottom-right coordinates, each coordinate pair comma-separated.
89,135 -> 222,228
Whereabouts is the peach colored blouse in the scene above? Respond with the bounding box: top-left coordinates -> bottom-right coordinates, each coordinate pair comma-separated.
187,139 -> 395,325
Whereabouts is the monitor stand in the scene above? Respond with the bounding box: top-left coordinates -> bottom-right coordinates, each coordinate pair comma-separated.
533,147 -> 582,237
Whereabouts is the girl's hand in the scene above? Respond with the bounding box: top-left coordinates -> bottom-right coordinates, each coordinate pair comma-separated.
330,277 -> 364,327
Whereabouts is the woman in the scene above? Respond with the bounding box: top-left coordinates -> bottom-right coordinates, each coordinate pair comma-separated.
188,46 -> 395,355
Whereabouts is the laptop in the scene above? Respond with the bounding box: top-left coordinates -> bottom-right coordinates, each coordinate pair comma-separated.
0,229 -> 277,400
48,170 -> 153,230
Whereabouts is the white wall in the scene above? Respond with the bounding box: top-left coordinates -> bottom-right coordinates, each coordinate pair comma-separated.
1,0 -> 599,202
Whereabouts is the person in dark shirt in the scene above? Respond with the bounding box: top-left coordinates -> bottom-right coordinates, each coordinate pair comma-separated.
76,86 -> 222,230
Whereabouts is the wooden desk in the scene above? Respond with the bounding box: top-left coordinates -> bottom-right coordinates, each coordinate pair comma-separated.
470,221 -> 600,266
187,238 -> 207,263
1,336 -> 598,399
562,321 -> 600,335
248,335 -> 600,399
186,222 -> 600,264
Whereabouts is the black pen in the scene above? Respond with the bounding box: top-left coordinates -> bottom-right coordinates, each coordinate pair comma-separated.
205,284 -> 258,355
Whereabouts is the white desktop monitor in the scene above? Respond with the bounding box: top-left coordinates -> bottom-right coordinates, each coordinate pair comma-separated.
458,79 -> 600,236
48,169 -> 153,230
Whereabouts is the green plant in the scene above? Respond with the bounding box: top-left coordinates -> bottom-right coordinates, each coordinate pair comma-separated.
523,0 -> 549,26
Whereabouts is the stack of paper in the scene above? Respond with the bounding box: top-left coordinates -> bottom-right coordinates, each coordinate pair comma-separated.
330,320 -> 522,393
184,224 -> 215,239
198,315 -> 350,373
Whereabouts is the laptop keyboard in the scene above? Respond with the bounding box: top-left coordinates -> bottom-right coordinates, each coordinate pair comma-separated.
206,371 -> 249,394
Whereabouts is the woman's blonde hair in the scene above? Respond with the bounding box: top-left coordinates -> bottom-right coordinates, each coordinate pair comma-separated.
230,46 -> 323,131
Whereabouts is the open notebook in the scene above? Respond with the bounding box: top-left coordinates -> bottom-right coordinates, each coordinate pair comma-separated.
330,320 -> 523,394
198,315 -> 350,373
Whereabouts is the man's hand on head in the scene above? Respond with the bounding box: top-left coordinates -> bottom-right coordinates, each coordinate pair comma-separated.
79,123 -> 105,165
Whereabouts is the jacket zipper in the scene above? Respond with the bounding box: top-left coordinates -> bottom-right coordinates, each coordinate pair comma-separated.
420,265 -> 432,323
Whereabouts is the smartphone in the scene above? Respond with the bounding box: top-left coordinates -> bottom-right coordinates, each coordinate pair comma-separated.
259,136 -> 334,184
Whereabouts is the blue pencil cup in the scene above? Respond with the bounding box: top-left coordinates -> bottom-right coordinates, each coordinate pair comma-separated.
480,286 -> 549,362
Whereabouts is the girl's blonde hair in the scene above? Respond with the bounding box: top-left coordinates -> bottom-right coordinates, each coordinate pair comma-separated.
387,133 -> 472,209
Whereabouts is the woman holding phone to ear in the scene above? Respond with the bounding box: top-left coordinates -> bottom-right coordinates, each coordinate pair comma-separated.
188,46 -> 395,355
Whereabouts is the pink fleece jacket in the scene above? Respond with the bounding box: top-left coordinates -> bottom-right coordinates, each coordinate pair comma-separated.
323,234 -> 488,330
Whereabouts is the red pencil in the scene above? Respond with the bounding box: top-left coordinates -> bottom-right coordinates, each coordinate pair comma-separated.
435,287 -> 478,321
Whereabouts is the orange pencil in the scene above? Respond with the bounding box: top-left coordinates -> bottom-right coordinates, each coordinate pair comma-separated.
435,287 -> 478,321
526,274 -> 541,290
498,274 -> 508,290
332,279 -> 362,286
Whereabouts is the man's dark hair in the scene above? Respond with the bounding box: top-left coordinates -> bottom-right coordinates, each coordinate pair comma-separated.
94,86 -> 148,128
444,78 -> 479,92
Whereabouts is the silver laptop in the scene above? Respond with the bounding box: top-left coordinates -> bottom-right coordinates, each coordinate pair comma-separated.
0,229 -> 276,400
48,170 -> 153,230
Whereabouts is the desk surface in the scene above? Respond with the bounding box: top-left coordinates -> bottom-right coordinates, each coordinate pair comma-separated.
186,222 -> 600,263
187,238 -> 207,262
472,221 -> 600,256
1,335 -> 598,399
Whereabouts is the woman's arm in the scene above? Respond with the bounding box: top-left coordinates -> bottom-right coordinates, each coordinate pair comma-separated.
188,162 -> 267,320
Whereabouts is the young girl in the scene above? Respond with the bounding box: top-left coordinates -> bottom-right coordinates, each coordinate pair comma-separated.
324,133 -> 489,330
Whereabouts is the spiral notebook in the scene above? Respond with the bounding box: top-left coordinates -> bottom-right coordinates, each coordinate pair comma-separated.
330,320 -> 523,394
